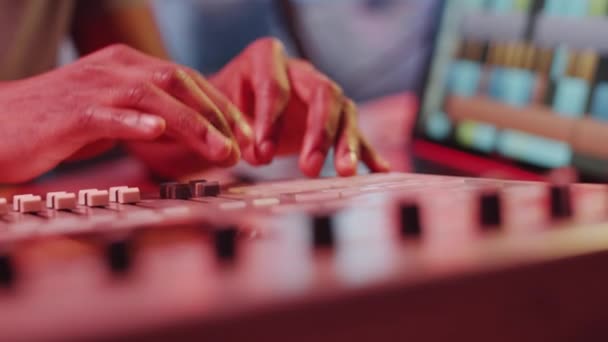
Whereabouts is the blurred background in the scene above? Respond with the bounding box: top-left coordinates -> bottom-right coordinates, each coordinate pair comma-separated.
152,0 -> 439,101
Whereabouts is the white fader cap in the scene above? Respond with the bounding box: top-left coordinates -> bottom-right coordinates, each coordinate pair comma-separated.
109,186 -> 141,204
46,192 -> 77,210
78,189 -> 109,207
12,194 -> 43,213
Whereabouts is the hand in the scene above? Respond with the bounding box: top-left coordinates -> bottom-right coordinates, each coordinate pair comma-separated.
210,37 -> 391,177
0,44 -> 248,183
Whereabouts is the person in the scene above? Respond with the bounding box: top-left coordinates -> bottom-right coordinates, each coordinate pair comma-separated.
0,0 -> 389,184
153,0 -> 440,101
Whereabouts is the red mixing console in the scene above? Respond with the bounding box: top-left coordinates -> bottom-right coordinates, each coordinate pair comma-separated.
2,172 -> 608,341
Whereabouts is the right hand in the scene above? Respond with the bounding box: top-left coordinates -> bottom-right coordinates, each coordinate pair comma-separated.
0,44 -> 248,183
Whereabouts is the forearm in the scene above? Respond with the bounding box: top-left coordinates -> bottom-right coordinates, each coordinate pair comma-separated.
71,3 -> 169,59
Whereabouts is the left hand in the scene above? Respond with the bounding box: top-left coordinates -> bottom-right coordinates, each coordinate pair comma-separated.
210,37 -> 390,177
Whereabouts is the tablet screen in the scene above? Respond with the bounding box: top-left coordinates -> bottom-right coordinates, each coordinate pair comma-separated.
417,0 -> 608,178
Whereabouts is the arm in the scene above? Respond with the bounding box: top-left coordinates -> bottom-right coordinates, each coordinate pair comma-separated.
71,0 -> 169,59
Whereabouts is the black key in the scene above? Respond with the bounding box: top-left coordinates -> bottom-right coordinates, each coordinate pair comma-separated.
214,227 -> 238,262
106,239 -> 132,275
399,203 -> 421,237
191,180 -> 220,197
189,179 -> 207,197
550,185 -> 572,219
202,181 -> 220,197
312,215 -> 334,248
160,182 -> 179,199
0,253 -> 15,288
170,184 -> 192,200
479,192 -> 502,228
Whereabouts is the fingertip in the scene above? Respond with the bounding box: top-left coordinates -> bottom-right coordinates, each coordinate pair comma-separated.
255,140 -> 277,164
336,151 -> 358,177
241,145 -> 262,166
299,151 -> 325,178
206,128 -> 234,161
217,142 -> 241,167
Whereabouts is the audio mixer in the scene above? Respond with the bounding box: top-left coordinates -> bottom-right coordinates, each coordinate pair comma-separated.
2,172 -> 608,341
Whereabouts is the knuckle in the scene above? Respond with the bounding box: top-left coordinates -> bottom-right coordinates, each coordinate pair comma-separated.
77,105 -> 108,133
109,109 -> 130,126
79,106 -> 98,128
70,62 -> 112,82
117,82 -> 151,107
77,62 -> 107,75
151,66 -> 189,90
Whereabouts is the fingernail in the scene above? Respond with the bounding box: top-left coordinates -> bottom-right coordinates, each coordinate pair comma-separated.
138,115 -> 165,134
207,129 -> 233,160
256,140 -> 276,162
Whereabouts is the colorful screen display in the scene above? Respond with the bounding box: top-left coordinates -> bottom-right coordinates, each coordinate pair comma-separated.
418,0 -> 608,177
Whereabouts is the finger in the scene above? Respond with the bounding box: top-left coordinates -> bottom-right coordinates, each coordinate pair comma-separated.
242,144 -> 265,167
104,46 -> 245,157
333,100 -> 361,177
359,135 -> 391,173
150,67 -> 232,136
148,67 -> 241,162
249,38 -> 291,163
79,106 -> 166,141
186,70 -> 254,148
111,83 -> 237,164
298,83 -> 344,178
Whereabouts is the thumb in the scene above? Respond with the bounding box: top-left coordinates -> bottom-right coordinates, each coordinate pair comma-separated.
82,106 -> 166,141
